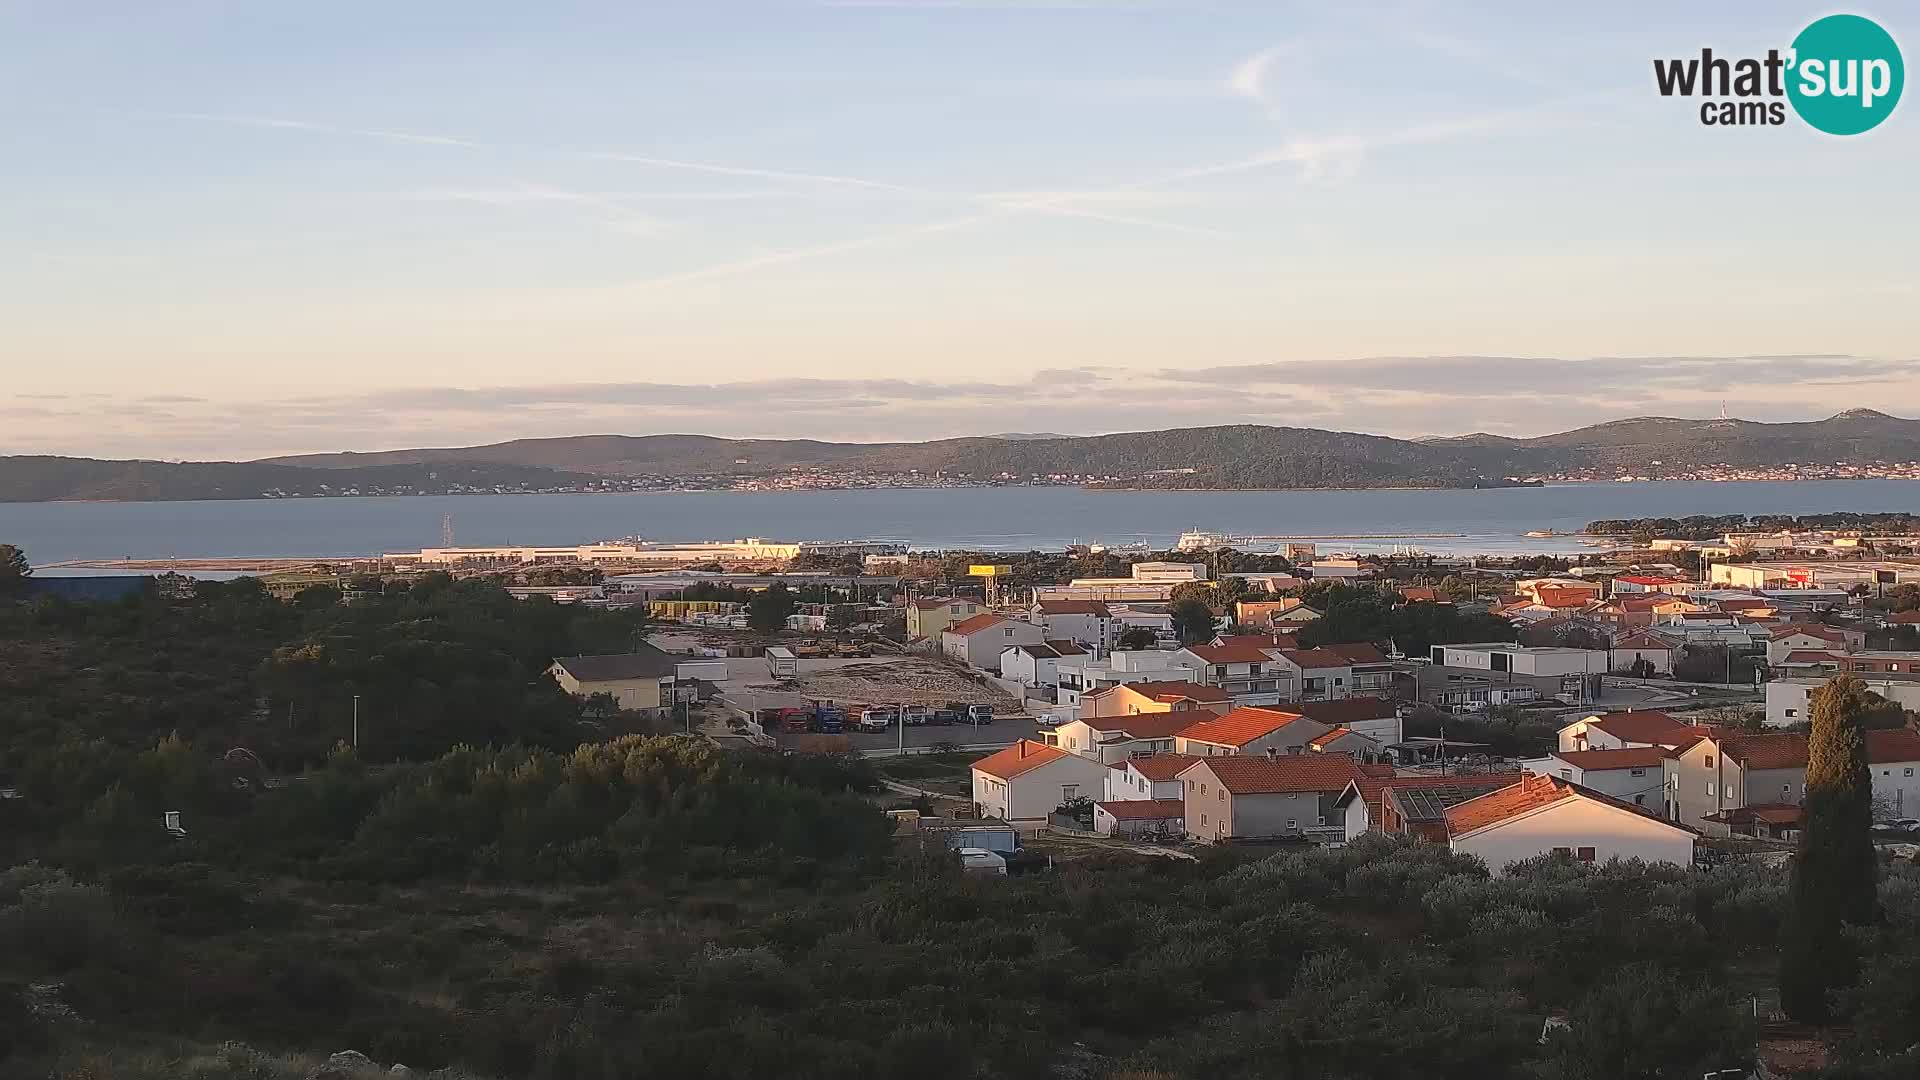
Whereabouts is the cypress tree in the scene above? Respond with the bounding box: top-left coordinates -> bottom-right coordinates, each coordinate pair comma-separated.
1779,674 -> 1879,1022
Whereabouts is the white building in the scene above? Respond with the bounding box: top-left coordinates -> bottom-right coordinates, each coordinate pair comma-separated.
1054,649 -> 1200,706
999,641 -> 1087,689
1520,747 -> 1671,812
1557,710 -> 1704,753
1430,643 -> 1610,677
1031,600 -> 1119,654
942,614 -> 1045,670
1444,773 -> 1697,874
1765,675 -> 1920,727
1103,754 -> 1200,802
970,740 -> 1112,821
1031,561 -> 1209,603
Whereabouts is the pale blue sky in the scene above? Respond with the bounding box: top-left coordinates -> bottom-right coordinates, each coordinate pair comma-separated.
1,1 -> 1914,458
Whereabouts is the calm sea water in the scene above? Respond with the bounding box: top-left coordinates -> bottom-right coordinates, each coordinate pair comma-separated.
6,481 -> 1920,566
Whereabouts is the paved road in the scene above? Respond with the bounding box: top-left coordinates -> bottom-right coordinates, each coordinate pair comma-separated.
846,717 -> 1048,754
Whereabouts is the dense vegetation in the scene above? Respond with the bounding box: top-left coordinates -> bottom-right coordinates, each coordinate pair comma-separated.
1585,512 -> 1920,540
7,557 -> 1920,1078
1290,582 -> 1517,655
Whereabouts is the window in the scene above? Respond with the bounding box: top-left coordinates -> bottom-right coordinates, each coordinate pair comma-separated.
1061,785 -> 1077,801
1559,769 -> 1573,780
1286,819 -> 1297,830
1630,768 -> 1646,777
1217,790 -> 1224,802
1704,755 -> 1714,768
1907,768 -> 1915,777
1785,709 -> 1797,717
1782,784 -> 1792,796
1577,847 -> 1596,862
1201,813 -> 1208,826
1706,782 -> 1715,796
1201,783 -> 1208,795
1634,795 -> 1645,806
1317,815 -> 1327,826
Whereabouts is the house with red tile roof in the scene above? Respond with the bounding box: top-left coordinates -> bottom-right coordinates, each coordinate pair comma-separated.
1104,753 -> 1202,802
1210,631 -> 1300,650
1174,707 -> 1330,757
1398,586 -> 1447,605
1092,797 -> 1186,838
906,596 -> 983,640
1178,754 -> 1368,842
1293,696 -> 1403,746
1171,642 -> 1298,705
942,613 -> 1045,670
1333,772 -> 1522,841
1667,726 -> 1920,832
1080,680 -> 1231,719
1521,746 -> 1672,811
971,740 -> 1111,821
1557,710 -> 1707,753
1444,772 -> 1697,873
1610,629 -> 1682,675
1765,623 -> 1861,665
1048,707 -> 1213,764
1030,599 -> 1117,653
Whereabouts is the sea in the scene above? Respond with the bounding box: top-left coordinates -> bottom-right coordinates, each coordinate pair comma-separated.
7,480 -> 1920,570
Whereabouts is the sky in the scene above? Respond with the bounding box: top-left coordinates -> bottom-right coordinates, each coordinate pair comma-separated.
1,0 -> 1916,460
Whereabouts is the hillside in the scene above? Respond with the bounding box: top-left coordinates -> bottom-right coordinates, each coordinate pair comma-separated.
8,410 -> 1920,501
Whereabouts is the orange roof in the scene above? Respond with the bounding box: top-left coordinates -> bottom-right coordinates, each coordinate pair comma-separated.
1321,642 -> 1389,664
1191,755 -> 1366,795
1712,729 -> 1920,770
1781,650 -> 1844,664
1126,754 -> 1203,781
1399,587 -> 1441,603
1770,623 -> 1846,642
1086,712 -> 1195,740
1282,647 -> 1354,669
1337,771 -> 1523,824
971,740 -> 1070,780
1175,706 -> 1311,747
1613,631 -> 1677,651
1869,728 -> 1920,763
946,613 -> 1006,636
1536,589 -> 1593,609
1042,639 -> 1088,655
1310,726 -> 1354,746
1036,599 -> 1112,616
1551,746 -> 1671,770
1445,772 -> 1692,837
1581,710 -> 1693,746
1095,798 -> 1186,821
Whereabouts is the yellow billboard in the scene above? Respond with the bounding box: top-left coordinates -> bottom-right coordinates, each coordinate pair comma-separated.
968,564 -> 1012,577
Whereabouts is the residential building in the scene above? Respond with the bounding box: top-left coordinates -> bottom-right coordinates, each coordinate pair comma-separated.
1046,712 -> 1196,764
1053,649 -> 1199,706
1174,707 -> 1330,757
1520,747 -> 1671,811
1079,680 -> 1232,722
1517,577 -> 1605,605
1557,710 -> 1707,753
1665,727 -> 1920,831
970,740 -> 1112,821
1031,561 -> 1208,604
1031,599 -> 1118,654
1430,643 -> 1610,677
1334,772 -> 1522,841
1611,575 -> 1688,595
1235,599 -> 1320,628
1307,726 -> 1384,762
998,640 -> 1086,688
1765,624 -> 1860,664
1610,630 -> 1681,675
549,647 -> 678,715
1307,557 -> 1367,579
942,614 -> 1045,670
1180,755 -> 1369,842
1104,754 -> 1200,802
907,596 -> 983,640
1764,675 -> 1920,726
1444,773 -> 1698,873
1293,696 -> 1404,746
1093,798 -> 1186,838
1173,642 -> 1297,705
1317,642 -> 1403,696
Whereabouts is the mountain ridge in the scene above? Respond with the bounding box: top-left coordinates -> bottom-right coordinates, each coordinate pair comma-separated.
5,411 -> 1918,502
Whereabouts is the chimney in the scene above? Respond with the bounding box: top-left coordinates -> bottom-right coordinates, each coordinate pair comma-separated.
1265,746 -> 1278,761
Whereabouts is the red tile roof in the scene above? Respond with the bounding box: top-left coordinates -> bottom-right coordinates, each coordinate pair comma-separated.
1770,624 -> 1847,642
1616,576 -> 1683,586
1086,712 -> 1195,740
1444,772 -> 1693,837
1036,600 -> 1112,617
1106,679 -> 1231,704
1191,754 -> 1367,795
1296,696 -> 1398,726
1175,706 -> 1311,747
1042,639 -> 1088,655
1780,650 -> 1845,664
1717,597 -> 1775,611
1310,726 -> 1354,746
1400,587 -> 1441,603
1719,732 -> 1808,770
1550,746 -> 1672,771
1126,754 -> 1203,781
1613,631 -> 1677,651
1321,642 -> 1389,664
1096,798 -> 1186,821
1580,710 -> 1694,746
1868,727 -> 1920,763
1282,647 -> 1354,669
1888,610 -> 1920,624
946,613 -> 1006,636
971,739 -> 1071,780
1337,771 -> 1523,825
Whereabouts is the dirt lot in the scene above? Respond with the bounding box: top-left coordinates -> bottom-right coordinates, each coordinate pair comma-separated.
652,631 -> 1021,714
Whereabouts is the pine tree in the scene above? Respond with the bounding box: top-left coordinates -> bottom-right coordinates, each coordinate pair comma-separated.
1780,674 -> 1879,1023
0,544 -> 28,596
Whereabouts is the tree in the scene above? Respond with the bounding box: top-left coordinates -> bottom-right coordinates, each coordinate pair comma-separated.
747,583 -> 796,632
1781,675 -> 1880,1023
0,545 -> 28,597
1627,657 -> 1656,680
1170,598 -> 1217,645
1116,625 -> 1158,650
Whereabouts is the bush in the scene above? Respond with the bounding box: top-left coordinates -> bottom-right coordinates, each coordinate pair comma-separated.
0,880 -> 124,972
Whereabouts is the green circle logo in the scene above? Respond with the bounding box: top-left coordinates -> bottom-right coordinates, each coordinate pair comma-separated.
1787,14 -> 1904,135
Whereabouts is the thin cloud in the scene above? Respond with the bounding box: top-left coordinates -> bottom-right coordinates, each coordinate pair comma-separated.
158,111 -> 481,148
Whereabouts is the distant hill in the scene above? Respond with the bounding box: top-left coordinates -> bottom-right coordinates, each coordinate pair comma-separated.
6,410 -> 1920,502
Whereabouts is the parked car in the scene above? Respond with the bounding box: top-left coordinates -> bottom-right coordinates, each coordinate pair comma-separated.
901,706 -> 933,726
1890,818 -> 1920,834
